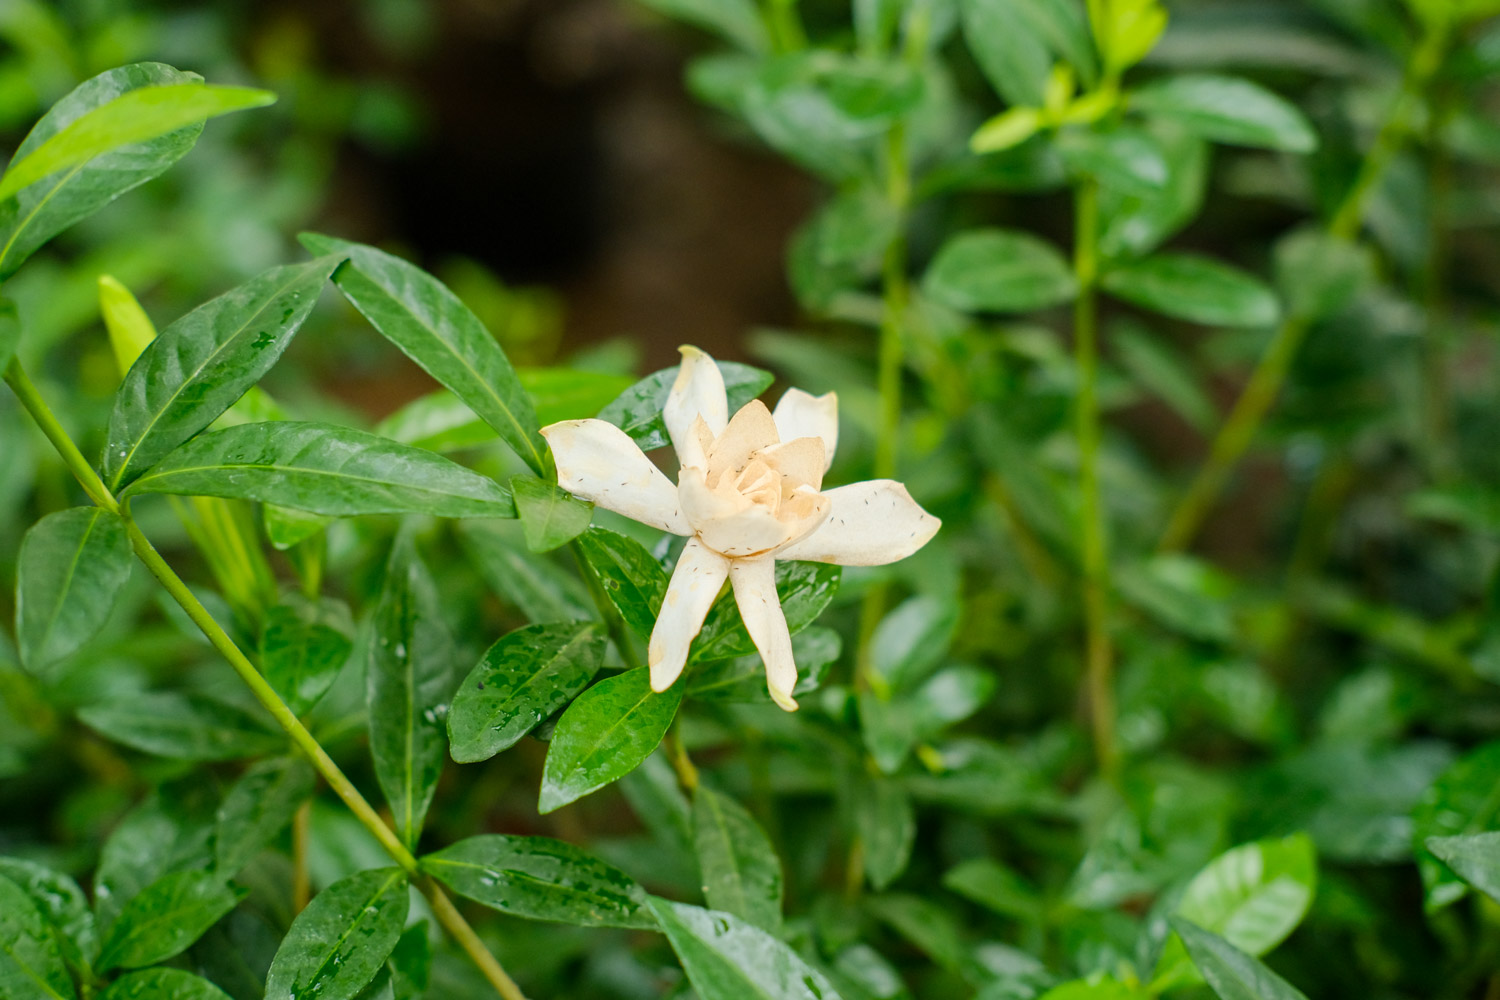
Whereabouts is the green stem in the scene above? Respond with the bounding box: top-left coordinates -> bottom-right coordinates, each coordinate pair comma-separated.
1157,23 -> 1450,553
665,722 -> 699,795
1072,179 -> 1117,781
3,360 -> 528,1000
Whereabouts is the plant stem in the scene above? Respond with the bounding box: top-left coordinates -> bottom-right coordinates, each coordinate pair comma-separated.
291,799 -> 312,913
1072,179 -> 1118,782
1157,23 -> 1449,553
665,723 -> 699,795
3,360 -> 528,1000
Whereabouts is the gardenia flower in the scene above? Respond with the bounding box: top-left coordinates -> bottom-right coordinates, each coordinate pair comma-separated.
540,347 -> 941,710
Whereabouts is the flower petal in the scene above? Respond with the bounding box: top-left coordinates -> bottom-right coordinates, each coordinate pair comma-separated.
541,419 -> 690,535
707,399 -> 778,484
758,436 -> 826,492
680,467 -> 830,558
664,346 -> 728,469
775,480 -> 940,566
648,538 -> 729,692
728,557 -> 799,711
772,389 -> 838,472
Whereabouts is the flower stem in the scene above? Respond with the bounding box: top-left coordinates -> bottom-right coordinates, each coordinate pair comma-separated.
665,723 -> 699,795
1157,23 -> 1449,553
4,359 -> 528,1000
1072,179 -> 1118,782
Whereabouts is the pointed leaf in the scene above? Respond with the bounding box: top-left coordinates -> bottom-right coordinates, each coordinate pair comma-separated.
575,527 -> 669,640
298,233 -> 547,474
264,868 -> 409,1000
690,562 -> 841,663
540,668 -> 684,813
1426,832 -> 1500,903
422,834 -> 654,929
259,595 -> 353,715
96,871 -> 243,971
447,622 -> 606,763
1171,919 -> 1311,1000
854,776 -> 915,891
1130,75 -> 1316,153
1413,741 -> 1500,909
1102,253 -> 1280,327
0,873 -> 75,1000
78,692 -> 281,761
692,786 -> 784,933
120,421 -> 516,518
15,507 -> 131,673
922,228 -> 1077,314
647,898 -> 844,1000
214,756 -> 316,876
512,474 -> 594,552
98,969 -> 234,1000
598,362 -> 775,452
0,859 -> 96,979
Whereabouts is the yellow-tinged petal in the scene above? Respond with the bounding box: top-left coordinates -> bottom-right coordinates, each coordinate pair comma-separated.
728,556 -> 798,711
775,480 -> 940,566
758,436 -> 826,493
771,388 -> 838,472
648,538 -> 729,692
664,346 -> 728,469
540,418 -> 690,535
707,398 -> 778,484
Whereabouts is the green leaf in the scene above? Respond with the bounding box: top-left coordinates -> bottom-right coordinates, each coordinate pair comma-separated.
0,83 -> 274,201
922,229 -> 1077,314
959,0 -> 1051,107
647,897 -> 844,1000
120,421 -> 517,519
1412,741 -> 1500,909
0,859 -> 96,979
1112,322 -> 1217,432
599,362 -> 774,452
575,527 -> 669,640
512,474 -> 594,552
869,595 -> 958,691
941,858 -> 1045,921
1152,834 -> 1317,992
1130,74 -> 1316,153
0,872 -> 75,1000
98,969 -> 234,1000
103,256 -> 342,489
0,64 -> 206,282
540,667 -> 684,813
0,298 -> 19,372
447,622 -> 606,763
96,871 -> 243,971
635,0 -> 769,52
1272,228 -> 1376,321
387,922 -> 430,1000
368,534 -> 452,849
688,626 -> 841,702
214,756 -> 316,876
421,834 -> 654,929
99,275 -> 157,377
264,868 -> 409,1000
93,794 -> 202,933
691,561 -> 842,663
1037,976 -> 1137,1000
1057,126 -> 1169,196
458,521 -> 592,622
853,775 -> 915,891
1099,125 -> 1208,259
1425,832 -> 1500,903
259,595 -> 353,715
693,786 -> 784,933
15,507 -> 131,673
1101,253 -> 1280,327
298,233 -> 547,475
1171,919 -> 1311,1000
78,692 -> 281,761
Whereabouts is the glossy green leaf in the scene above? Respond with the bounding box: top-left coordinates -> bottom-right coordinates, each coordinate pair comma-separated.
1412,741 -> 1500,909
422,834 -> 654,929
214,756 -> 315,876
298,233 -> 547,474
259,595 -> 353,715
96,871 -> 243,971
1130,74 -> 1316,153
854,776 -> 915,891
103,256 -> 341,489
1099,125 -> 1208,259
941,858 -> 1045,921
387,922 -> 430,1000
78,692 -> 281,761
0,859 -> 96,978
575,526 -> 669,639
959,0 -> 1051,107
599,362 -> 775,452
540,667 -> 684,813
693,786 -> 784,933
869,595 -> 959,691
1426,832 -> 1500,903
0,64 -> 206,282
448,622 -> 606,763
691,561 -> 841,662
0,298 -> 18,372
15,507 -> 131,673
0,872 -> 75,1000
1152,834 -> 1316,991
922,229 -> 1077,314
458,520 -> 592,622
689,626 -> 841,702
368,534 -> 452,849
1171,919 -> 1311,1000
647,897 -> 844,1000
93,794 -> 202,933
121,421 -> 516,518
98,969 -> 234,1000
1101,253 -> 1280,327
0,83 -> 274,201
1057,126 -> 1169,196
513,474 -> 594,552
264,868 -> 409,1000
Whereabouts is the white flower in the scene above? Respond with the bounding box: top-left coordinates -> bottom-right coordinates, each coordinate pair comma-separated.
540,346 -> 941,711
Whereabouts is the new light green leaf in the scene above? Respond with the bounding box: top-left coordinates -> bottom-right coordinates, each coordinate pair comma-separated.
513,474 -> 594,552
1129,74 -> 1316,153
0,83 -> 274,201
369,534 -> 453,849
264,868 -> 409,1000
1171,919 -> 1312,1000
15,507 -> 131,673
1101,253 -> 1281,327
0,64 -> 206,282
98,969 -> 234,1000
103,256 -> 342,489
540,668 -> 684,813
298,233 -> 548,474
647,898 -> 844,1000
422,834 -> 655,929
120,421 -> 517,519
0,872 -> 75,1000
448,622 -> 605,763
693,786 -> 784,933
95,871 -> 243,971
